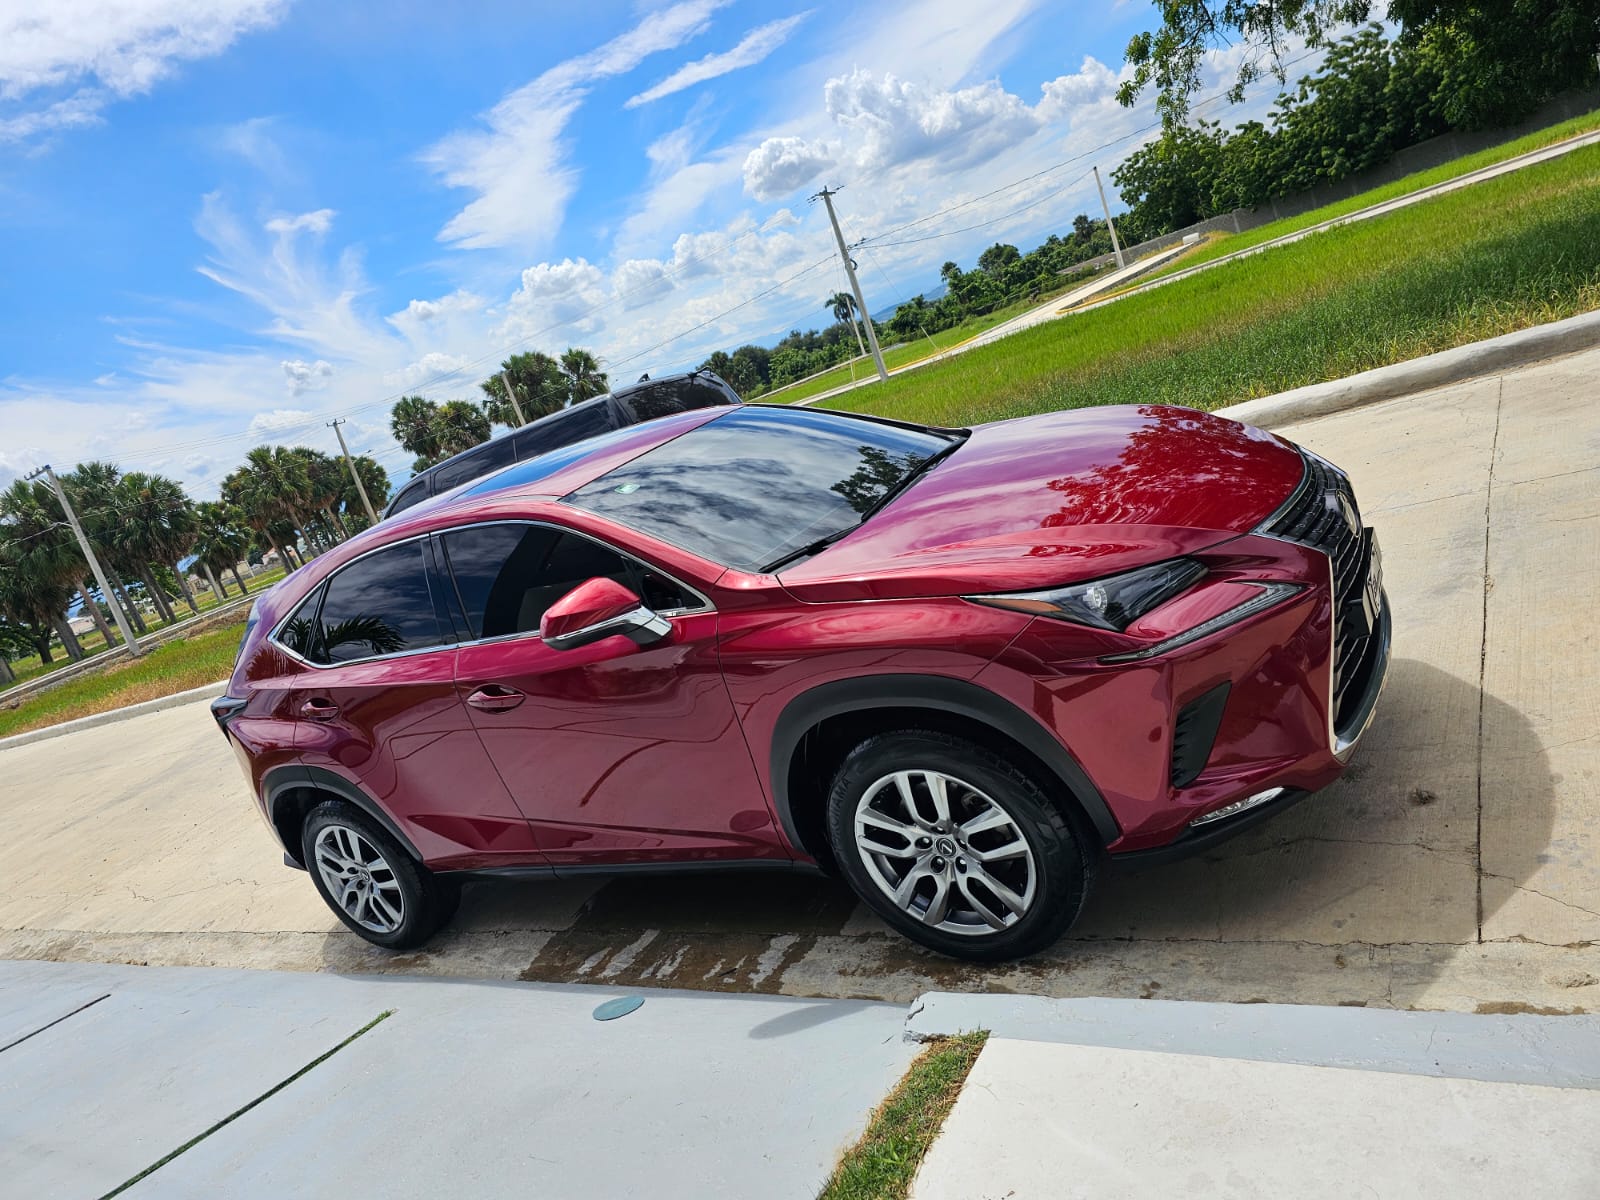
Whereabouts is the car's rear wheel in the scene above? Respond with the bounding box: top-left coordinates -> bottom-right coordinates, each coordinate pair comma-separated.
825,731 -> 1094,961
302,801 -> 452,950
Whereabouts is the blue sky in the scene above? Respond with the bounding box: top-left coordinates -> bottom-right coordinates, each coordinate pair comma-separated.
0,1 -> 1289,497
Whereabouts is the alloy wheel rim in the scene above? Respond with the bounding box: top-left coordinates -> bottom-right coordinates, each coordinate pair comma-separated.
854,769 -> 1038,937
313,824 -> 405,934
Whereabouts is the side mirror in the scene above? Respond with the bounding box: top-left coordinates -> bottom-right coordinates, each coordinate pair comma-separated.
540,577 -> 672,651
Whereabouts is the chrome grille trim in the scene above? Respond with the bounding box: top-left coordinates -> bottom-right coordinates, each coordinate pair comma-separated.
1256,449 -> 1377,734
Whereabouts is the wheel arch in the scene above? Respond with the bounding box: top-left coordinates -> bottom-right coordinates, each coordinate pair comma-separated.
263,765 -> 423,868
769,674 -> 1120,869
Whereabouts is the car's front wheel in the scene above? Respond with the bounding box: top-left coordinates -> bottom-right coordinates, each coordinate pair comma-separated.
302,801 -> 454,950
825,731 -> 1094,961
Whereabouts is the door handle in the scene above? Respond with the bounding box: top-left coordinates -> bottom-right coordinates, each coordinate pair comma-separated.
467,685 -> 525,712
299,698 -> 339,721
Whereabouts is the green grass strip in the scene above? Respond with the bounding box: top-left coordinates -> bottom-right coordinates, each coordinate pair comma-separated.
1143,107 -> 1600,281
98,1009 -> 394,1199
0,620 -> 248,739
827,143 -> 1600,429
818,1031 -> 989,1200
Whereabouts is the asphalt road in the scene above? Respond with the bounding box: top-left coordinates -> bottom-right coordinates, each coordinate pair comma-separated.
2,347 -> 1597,1012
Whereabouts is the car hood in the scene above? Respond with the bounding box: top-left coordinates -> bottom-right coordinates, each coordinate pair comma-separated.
778,405 -> 1305,602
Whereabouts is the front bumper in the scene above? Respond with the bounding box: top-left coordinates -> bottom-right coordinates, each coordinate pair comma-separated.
977,531 -> 1392,855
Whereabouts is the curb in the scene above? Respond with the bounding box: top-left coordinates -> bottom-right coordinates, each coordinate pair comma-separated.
0,680 -> 228,753
1214,308 -> 1600,429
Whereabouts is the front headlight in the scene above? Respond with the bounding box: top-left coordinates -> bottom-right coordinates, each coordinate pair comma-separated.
966,558 -> 1207,632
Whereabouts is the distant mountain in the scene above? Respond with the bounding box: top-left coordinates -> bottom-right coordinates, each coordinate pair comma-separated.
870,281 -> 946,322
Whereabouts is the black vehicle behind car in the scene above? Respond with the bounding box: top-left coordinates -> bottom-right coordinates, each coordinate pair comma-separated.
383,370 -> 742,519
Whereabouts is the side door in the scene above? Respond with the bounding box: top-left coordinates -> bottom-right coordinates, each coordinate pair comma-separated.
283,537 -> 547,871
442,520 -> 784,867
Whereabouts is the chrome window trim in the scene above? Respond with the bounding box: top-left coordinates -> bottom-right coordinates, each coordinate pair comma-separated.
267,532 -> 453,671
434,517 -> 716,650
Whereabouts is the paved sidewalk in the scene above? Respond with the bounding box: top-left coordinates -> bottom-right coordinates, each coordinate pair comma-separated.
909,993 -> 1600,1198
0,960 -> 915,1199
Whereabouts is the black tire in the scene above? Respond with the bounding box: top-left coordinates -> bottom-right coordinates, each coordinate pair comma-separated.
825,730 -> 1095,961
301,800 -> 452,950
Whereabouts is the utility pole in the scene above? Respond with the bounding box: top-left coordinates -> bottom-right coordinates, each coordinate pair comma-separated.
499,371 -> 527,426
27,464 -> 140,656
1093,165 -> 1127,270
812,186 -> 889,382
328,419 -> 378,525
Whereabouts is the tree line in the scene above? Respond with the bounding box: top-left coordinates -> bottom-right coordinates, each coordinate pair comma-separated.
1113,14 -> 1600,239
0,447 -> 388,680
388,347 -> 608,473
696,220 -> 1119,395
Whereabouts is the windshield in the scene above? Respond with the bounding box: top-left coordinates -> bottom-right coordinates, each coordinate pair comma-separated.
562,406 -> 960,571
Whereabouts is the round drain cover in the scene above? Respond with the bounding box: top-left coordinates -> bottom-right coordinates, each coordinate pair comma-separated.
593,995 -> 645,1021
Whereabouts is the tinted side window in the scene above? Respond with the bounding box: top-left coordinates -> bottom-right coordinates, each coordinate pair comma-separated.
311,541 -> 445,664
618,377 -> 732,421
278,585 -> 327,661
433,436 -> 516,494
387,478 -> 430,516
441,524 -> 698,640
511,401 -> 617,462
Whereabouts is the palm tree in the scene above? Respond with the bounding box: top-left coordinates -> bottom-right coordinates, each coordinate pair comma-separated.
117,472 -> 200,619
481,352 -> 565,426
222,446 -> 313,571
0,479 -> 85,660
287,448 -> 349,544
559,348 -> 608,407
341,457 -> 389,531
193,502 -> 252,597
433,400 -> 491,457
390,396 -> 441,462
62,461 -> 145,636
827,291 -> 867,356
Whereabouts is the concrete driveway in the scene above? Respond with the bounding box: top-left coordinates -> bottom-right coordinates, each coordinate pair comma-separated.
2,348 -> 1596,1012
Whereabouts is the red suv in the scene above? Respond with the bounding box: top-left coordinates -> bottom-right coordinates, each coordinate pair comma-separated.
215,403 -> 1389,960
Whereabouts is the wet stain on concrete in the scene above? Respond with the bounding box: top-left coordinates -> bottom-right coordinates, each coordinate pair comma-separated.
519,931 -> 823,995
517,871 -> 860,994
568,872 -> 859,936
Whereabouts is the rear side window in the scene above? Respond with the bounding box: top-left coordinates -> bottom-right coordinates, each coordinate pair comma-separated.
617,376 -> 733,421
387,478 -> 430,517
290,541 -> 446,664
511,400 -> 617,462
432,436 -> 516,495
440,523 -> 699,641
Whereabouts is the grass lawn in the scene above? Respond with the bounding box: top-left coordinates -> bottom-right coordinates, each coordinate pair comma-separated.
818,1032 -> 988,1200
2,566 -> 284,692
1140,106 -> 1600,283
822,143 -> 1600,428
0,620 -> 246,740
763,278 -> 1102,406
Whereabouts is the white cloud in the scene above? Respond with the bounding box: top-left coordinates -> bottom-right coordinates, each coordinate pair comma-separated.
743,135 -> 836,200
423,0 -> 731,251
245,407 -> 316,439
625,12 -> 811,108
281,358 -> 333,395
384,352 -> 474,392
264,209 -> 334,236
501,258 -> 610,339
0,0 -> 288,143
613,259 -> 676,309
